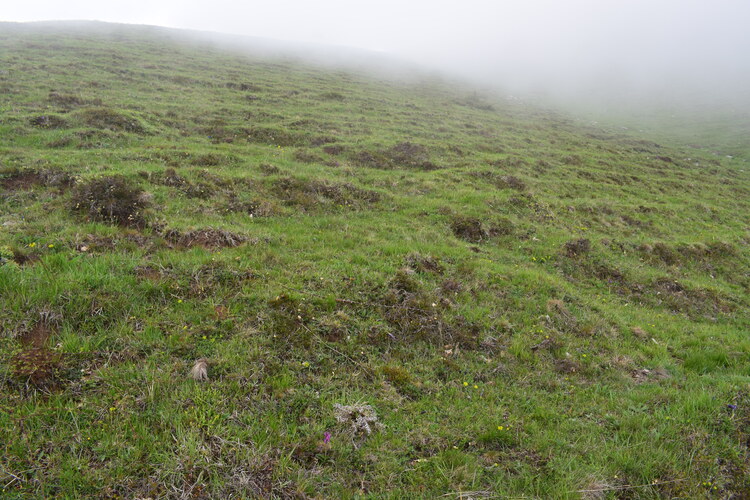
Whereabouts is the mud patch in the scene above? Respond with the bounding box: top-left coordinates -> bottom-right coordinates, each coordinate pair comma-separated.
244,127 -> 307,147
224,194 -> 276,217
2,247 -> 39,267
164,228 -> 249,249
469,171 -> 526,190
545,299 -> 578,333
183,262 -> 256,299
651,277 -> 734,316
77,107 -> 146,134
10,348 -> 63,389
134,265 -> 167,282
379,269 -> 480,347
451,216 -> 487,243
71,175 -> 151,227
319,91 -> 346,101
191,154 -> 227,167
272,177 -> 380,211
293,149 -> 326,165
404,252 -> 445,274
554,357 -> 581,374
47,129 -> 120,149
0,168 -> 75,191
74,232 -> 158,253
631,367 -> 670,384
225,82 -> 262,92
323,144 -> 346,155
564,238 -> 591,258
158,168 -> 215,199
450,215 -> 513,243
1,170 -> 44,190
352,142 -> 438,170
19,322 -> 54,349
29,114 -> 68,129
638,241 -> 738,269
48,91 -> 101,108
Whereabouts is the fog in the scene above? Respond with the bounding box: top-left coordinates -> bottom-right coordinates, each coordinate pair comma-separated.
3,0 -> 750,112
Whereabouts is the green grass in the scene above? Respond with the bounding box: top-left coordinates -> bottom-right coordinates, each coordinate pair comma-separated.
1,21 -> 750,498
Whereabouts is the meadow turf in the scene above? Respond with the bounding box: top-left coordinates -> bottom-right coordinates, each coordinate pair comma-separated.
1,22 -> 750,499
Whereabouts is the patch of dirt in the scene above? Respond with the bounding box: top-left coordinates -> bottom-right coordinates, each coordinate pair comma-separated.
404,252 -> 444,274
48,91 -> 101,108
631,367 -> 670,384
469,171 -> 526,190
554,358 -> 582,374
191,154 -> 226,167
225,82 -> 262,92
440,279 -> 463,295
545,299 -> 577,332
639,241 -> 738,269
71,175 -> 151,227
259,163 -> 281,175
184,262 -> 257,298
323,144 -> 345,155
272,177 -> 380,211
1,170 -> 44,190
651,277 -> 734,316
134,265 -> 169,282
319,91 -> 346,101
244,127 -> 307,147
387,142 -> 435,169
379,269 -> 480,347
564,238 -> 591,258
224,194 -> 276,217
450,216 -> 489,243
450,215 -> 512,243
293,149 -> 325,165
18,322 -> 53,348
352,142 -> 438,170
164,228 -> 249,249
10,347 -> 62,388
0,168 -> 75,191
77,107 -> 146,133
5,248 -> 39,267
157,168 -> 216,199
29,114 -> 68,129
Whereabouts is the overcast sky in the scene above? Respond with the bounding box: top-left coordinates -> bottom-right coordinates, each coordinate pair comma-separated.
3,1 -> 750,101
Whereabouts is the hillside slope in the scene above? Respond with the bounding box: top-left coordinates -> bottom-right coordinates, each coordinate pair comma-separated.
1,22 -> 750,498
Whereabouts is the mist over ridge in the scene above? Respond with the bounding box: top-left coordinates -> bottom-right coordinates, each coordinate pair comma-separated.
2,0 -> 749,113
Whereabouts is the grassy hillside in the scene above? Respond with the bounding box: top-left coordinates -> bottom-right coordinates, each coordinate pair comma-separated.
1,22 -> 750,499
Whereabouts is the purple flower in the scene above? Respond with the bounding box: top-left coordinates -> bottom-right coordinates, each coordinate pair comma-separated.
728,404 -> 738,410
323,432 -> 332,444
